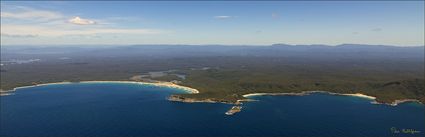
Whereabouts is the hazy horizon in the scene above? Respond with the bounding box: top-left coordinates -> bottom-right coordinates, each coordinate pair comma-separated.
1,1 -> 424,46
1,43 -> 425,47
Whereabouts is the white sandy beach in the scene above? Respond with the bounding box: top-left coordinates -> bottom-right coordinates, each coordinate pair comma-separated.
243,91 -> 375,99
3,82 -> 421,106
243,91 -> 423,106
5,80 -> 199,94
339,93 -> 376,100
241,91 -> 424,106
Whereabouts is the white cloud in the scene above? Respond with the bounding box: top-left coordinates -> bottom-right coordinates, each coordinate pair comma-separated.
1,33 -> 38,38
1,5 -> 170,45
0,7 -> 64,21
1,6 -> 166,38
68,16 -> 96,25
1,24 -> 164,37
214,16 -> 233,19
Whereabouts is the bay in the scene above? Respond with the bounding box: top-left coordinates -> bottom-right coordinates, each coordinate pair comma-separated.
1,82 -> 424,137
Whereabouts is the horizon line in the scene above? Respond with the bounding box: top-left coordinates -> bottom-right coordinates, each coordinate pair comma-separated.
1,43 -> 424,47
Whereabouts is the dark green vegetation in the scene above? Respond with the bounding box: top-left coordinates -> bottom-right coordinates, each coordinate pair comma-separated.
173,58 -> 424,103
1,44 -> 424,104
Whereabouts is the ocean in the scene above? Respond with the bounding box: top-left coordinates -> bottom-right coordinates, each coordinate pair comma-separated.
1,82 -> 424,137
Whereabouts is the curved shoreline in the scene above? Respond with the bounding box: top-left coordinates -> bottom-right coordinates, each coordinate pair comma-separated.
242,91 -> 422,106
2,83 -> 422,116
1,80 -> 199,95
2,83 -> 422,107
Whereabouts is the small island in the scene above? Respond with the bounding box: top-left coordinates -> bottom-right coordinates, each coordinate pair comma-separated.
225,106 -> 242,115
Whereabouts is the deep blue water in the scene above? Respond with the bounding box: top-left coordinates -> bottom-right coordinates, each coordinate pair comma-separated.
1,82 -> 424,137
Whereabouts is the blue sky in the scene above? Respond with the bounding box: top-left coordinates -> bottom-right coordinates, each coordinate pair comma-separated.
1,1 -> 424,46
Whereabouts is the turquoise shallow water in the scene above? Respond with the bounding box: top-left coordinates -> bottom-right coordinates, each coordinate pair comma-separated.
1,82 -> 424,137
